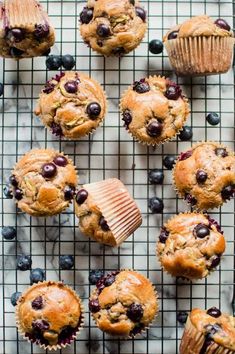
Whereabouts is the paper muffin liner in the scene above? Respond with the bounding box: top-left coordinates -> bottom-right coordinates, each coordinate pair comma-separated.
83,178 -> 142,246
156,211 -> 226,281
172,141 -> 235,211
1,0 -> 55,58
119,75 -> 190,147
180,316 -> 233,354
15,281 -> 85,351
89,269 -> 159,339
165,36 -> 235,76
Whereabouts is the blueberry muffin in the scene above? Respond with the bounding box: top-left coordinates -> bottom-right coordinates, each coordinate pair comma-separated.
157,212 -> 226,280
9,148 -> 78,216
35,71 -> 107,140
79,0 -> 147,56
120,76 -> 189,146
0,0 -> 55,58
173,142 -> 235,210
15,281 -> 84,350
89,270 -> 158,337
180,307 -> 235,353
163,15 -> 234,76
74,178 -> 142,246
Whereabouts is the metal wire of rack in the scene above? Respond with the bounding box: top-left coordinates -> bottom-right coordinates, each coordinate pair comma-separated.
0,0 -> 234,353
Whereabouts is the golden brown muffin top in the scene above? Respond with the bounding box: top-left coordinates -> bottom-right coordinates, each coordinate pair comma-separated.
35,71 -> 107,140
89,270 -> 158,337
120,76 -> 189,146
164,15 -> 233,41
10,148 -> 78,216
16,281 -> 83,347
190,308 -> 235,351
157,212 -> 225,280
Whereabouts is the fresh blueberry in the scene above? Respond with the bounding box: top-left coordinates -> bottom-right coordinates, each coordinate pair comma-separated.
149,39 -> 163,54
133,79 -> 150,94
9,28 -> 25,42
9,175 -> 18,187
64,186 -> 75,200
76,189 -> 88,205
10,47 -> 24,57
14,188 -> 23,200
89,299 -> 100,313
163,155 -> 176,170
179,126 -> 193,141
206,112 -> 220,126
122,110 -> 132,128
96,24 -> 111,38
193,224 -> 210,238
89,270 -> 104,285
221,185 -> 235,200
51,122 -> 63,137
99,216 -> 110,231
32,319 -> 49,331
53,155 -> 68,167
214,19 -> 231,31
64,80 -> 78,94
10,291 -> 22,306
215,148 -> 228,158
210,255 -> 221,269
80,7 -> 93,24
168,31 -> 178,40
31,296 -> 44,310
126,303 -> 144,322
1,226 -> 16,240
17,255 -> 32,271
148,197 -> 164,213
0,83 -> 3,96
41,163 -> 57,178
62,54 -> 76,70
207,307 -> 221,318
86,102 -> 101,119
165,84 -> 182,100
135,7 -> 146,22
176,311 -> 188,324
196,170 -> 208,183
179,150 -> 193,161
3,185 -> 13,198
148,169 -> 164,184
59,255 -> 74,270
34,24 -> 49,39
146,120 -> 163,137
46,55 -> 62,70
159,227 -> 169,243
30,268 -> 45,284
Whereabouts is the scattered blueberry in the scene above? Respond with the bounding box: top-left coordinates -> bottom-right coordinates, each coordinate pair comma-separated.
1,226 -> 16,240
61,54 -> 75,70
207,307 -> 221,318
3,185 -> 13,198
168,31 -> 178,40
133,79 -> 150,94
159,227 -> 169,243
193,224 -> 210,238
10,47 -> 24,57
146,120 -> 163,137
76,189 -> 88,205
41,163 -> 57,178
0,83 -> 3,96
215,148 -> 228,158
165,83 -> 181,100
59,255 -> 74,270
14,188 -> 23,200
135,7 -> 146,22
126,303 -> 144,322
10,291 -> 22,306
122,110 -> 132,128
30,268 -> 45,284
179,150 -> 193,161
148,197 -> 164,213
196,170 -> 208,183
80,7 -> 93,24
104,275 -> 115,287
64,80 -> 78,94
53,155 -> 68,167
34,24 -> 49,39
176,311 -> 188,324
149,39 -> 163,54
9,175 -> 18,187
51,122 -> 63,137
221,185 -> 235,200
96,24 -> 111,37
89,299 -> 100,313
31,296 -> 44,310
99,216 -> 110,231
206,112 -> 220,126
148,169 -> 164,184
9,28 -> 25,42
163,155 -> 176,170
64,186 -> 75,200
210,255 -> 221,269
17,255 -> 32,271
179,126 -> 193,141
185,193 -> 197,206
214,18 -> 231,31
89,270 -> 104,285
32,319 -> 49,331
86,102 -> 101,119
46,55 -> 62,70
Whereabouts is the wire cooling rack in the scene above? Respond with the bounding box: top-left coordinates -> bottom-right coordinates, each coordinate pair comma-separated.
0,1 -> 235,353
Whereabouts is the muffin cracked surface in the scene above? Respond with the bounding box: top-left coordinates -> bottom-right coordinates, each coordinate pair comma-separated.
35,71 -> 107,140
180,308 -> 235,353
120,75 -> 189,145
79,0 -> 147,56
15,281 -> 84,349
0,0 -> 55,58
89,270 -> 158,337
157,212 -> 226,280
173,142 -> 235,210
10,148 -> 78,216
